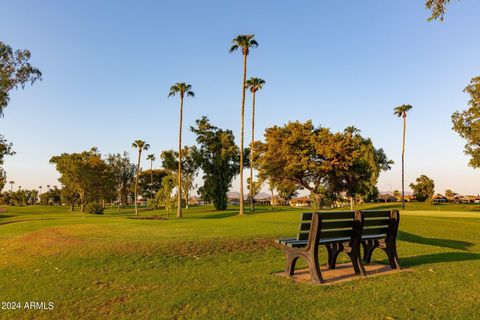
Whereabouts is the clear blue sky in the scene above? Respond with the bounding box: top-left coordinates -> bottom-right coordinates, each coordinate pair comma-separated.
1,0 -> 480,195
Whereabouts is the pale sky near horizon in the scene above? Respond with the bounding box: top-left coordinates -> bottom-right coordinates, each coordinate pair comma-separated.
1,0 -> 480,195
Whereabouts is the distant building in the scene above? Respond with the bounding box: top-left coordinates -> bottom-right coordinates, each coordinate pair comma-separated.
289,196 -> 313,207
432,194 -> 447,203
458,195 -> 480,204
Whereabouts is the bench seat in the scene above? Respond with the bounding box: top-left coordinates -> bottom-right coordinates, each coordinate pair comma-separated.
277,234 -> 386,247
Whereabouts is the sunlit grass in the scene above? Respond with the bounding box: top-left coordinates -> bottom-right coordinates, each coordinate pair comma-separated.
0,204 -> 479,319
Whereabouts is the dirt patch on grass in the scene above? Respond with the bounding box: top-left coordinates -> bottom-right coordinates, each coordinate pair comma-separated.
166,238 -> 274,257
1,226 -> 276,266
1,227 -> 86,264
107,237 -> 275,259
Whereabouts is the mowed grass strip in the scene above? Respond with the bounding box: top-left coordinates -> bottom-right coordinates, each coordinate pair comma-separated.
0,205 -> 479,319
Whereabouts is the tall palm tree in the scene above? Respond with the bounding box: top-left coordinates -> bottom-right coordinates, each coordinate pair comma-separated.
229,34 -> 258,216
245,77 -> 265,212
394,104 -> 413,209
9,181 -> 14,192
168,82 -> 194,218
146,154 -> 156,199
132,140 -> 150,215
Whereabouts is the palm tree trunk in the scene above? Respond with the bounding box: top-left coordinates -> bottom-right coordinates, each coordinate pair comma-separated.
239,52 -> 247,216
401,115 -> 406,210
150,160 -> 154,201
177,95 -> 183,218
249,90 -> 256,212
134,151 -> 141,215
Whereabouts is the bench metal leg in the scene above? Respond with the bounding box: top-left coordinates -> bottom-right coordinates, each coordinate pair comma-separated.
326,243 -> 342,269
352,245 -> 367,276
307,250 -> 323,283
285,254 -> 299,276
362,240 -> 377,264
384,244 -> 401,270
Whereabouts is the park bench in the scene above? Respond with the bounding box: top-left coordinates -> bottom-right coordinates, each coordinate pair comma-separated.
276,209 -> 401,283
276,211 -> 365,283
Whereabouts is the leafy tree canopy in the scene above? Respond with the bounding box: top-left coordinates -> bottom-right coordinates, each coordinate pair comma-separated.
426,0 -> 454,21
138,169 -> 168,199
410,175 -> 435,202
0,41 -> 42,117
50,148 -> 117,210
161,146 -> 200,208
255,121 -> 392,207
191,116 -> 240,210
452,76 -> 480,168
0,134 -> 14,166
106,152 -> 135,206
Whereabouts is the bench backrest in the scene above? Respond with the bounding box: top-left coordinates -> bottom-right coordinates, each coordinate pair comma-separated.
361,210 -> 399,241
296,211 -> 360,241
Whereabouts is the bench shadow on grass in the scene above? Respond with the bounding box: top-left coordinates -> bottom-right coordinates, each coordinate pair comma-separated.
400,252 -> 480,267
398,230 -> 474,251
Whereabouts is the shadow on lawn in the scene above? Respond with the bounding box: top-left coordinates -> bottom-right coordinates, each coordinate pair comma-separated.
0,214 -> 14,220
398,230 -> 474,251
400,251 -> 480,267
196,207 -> 274,219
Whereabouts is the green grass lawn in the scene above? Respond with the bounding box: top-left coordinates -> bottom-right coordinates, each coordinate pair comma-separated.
0,204 -> 479,319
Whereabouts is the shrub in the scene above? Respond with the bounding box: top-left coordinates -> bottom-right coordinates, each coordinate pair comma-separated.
85,202 -> 104,215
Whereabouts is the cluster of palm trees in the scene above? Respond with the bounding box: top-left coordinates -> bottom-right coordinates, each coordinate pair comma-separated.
229,34 -> 266,215
130,35 -> 266,218
129,34 -> 411,218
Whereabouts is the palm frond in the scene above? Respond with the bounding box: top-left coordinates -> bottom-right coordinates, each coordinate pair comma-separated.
229,44 -> 239,53
187,91 -> 195,97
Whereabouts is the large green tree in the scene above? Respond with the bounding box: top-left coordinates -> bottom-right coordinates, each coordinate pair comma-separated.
168,82 -> 195,218
410,175 -> 435,202
50,148 -> 116,211
106,152 -> 135,206
327,127 -> 393,209
191,117 -> 240,210
137,169 -> 168,199
161,146 -> 200,210
229,34 -> 258,216
245,77 -> 265,212
452,77 -> 480,168
255,121 -> 391,209
0,41 -> 42,117
132,140 -> 150,215
155,174 -> 176,217
394,104 -> 413,209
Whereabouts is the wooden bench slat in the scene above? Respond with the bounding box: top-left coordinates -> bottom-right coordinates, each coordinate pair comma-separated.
319,229 -> 353,239
362,210 -> 390,218
363,218 -> 389,227
361,234 -> 385,240
300,220 -> 355,231
362,227 -> 388,235
297,232 -> 309,241
322,220 -> 354,229
320,211 -> 356,220
301,212 -> 313,221
299,222 -> 311,231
